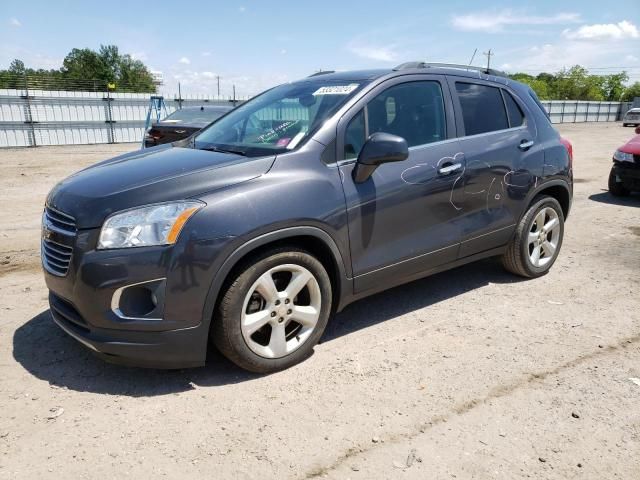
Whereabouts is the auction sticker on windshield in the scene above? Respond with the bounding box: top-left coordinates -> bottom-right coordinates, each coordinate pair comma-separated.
313,84 -> 359,96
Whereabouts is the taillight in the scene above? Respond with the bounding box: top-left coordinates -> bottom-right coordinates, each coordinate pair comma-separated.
560,137 -> 573,168
145,129 -> 163,141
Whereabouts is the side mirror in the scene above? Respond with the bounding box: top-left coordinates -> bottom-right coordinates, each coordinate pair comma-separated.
353,132 -> 409,183
635,126 -> 640,135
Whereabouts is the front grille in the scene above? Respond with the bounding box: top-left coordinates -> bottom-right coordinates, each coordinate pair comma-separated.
44,207 -> 76,235
42,239 -> 73,276
42,207 -> 76,276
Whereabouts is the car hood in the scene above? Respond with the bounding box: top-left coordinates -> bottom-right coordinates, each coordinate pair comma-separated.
47,145 -> 276,228
620,135 -> 640,155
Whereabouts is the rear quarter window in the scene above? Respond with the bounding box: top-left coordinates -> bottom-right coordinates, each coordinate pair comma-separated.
502,90 -> 525,127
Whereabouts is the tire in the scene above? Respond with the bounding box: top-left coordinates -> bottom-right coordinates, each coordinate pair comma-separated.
608,169 -> 630,197
502,196 -> 565,278
212,247 -> 332,373
623,123 -> 629,127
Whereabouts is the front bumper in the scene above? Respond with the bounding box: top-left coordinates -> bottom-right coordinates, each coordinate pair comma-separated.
50,292 -> 208,368
612,163 -> 640,192
43,223 -> 234,369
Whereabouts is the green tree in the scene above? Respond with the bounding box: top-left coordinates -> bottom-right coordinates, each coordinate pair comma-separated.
8,59 -> 26,75
509,73 -> 551,99
62,48 -> 106,80
602,72 -> 629,101
622,82 -> 640,102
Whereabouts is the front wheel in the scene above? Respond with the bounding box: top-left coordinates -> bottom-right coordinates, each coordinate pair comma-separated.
502,196 -> 565,278
608,169 -> 630,197
212,248 -> 332,373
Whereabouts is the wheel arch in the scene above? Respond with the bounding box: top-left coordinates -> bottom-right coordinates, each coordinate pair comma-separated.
527,179 -> 572,219
201,226 -> 351,335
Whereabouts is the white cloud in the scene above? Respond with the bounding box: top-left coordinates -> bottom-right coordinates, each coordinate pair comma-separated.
239,6 -> 246,13
9,17 -> 21,27
347,41 -> 398,62
625,54 -> 639,62
280,49 -> 287,55
201,51 -> 212,57
178,57 -> 191,65
452,10 -> 580,32
563,20 -> 639,40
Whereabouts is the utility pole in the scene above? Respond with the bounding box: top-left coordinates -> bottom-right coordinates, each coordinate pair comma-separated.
483,49 -> 493,71
216,75 -> 221,97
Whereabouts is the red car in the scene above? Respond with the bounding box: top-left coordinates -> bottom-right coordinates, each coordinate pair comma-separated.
609,126 -> 640,196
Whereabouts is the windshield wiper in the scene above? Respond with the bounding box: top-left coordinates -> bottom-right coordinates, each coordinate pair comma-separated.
199,145 -> 248,156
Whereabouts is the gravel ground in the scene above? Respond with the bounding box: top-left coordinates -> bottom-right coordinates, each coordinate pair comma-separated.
0,123 -> 639,479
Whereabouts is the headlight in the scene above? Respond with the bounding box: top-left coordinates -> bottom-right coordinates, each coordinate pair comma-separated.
613,150 -> 634,163
97,201 -> 204,249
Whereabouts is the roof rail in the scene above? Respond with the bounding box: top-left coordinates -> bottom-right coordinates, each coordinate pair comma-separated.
392,62 -> 508,78
308,70 -> 336,77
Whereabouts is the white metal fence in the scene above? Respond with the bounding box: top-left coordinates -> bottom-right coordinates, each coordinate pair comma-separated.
0,89 -> 634,148
539,100 -> 633,124
0,89 -> 242,147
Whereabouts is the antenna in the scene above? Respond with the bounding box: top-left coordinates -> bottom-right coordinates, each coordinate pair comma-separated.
468,48 -> 477,66
483,49 -> 494,71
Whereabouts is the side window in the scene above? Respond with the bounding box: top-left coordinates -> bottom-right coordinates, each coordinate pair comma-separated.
455,82 -> 509,135
344,109 -> 365,159
367,81 -> 446,148
502,90 -> 525,127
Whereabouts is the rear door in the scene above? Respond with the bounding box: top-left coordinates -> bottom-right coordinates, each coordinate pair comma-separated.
447,77 -> 543,258
336,76 -> 464,294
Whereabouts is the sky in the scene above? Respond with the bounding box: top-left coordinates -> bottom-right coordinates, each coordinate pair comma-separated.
1,0 -> 639,97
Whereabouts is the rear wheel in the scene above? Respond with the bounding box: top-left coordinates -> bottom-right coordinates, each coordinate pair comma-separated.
502,196 -> 564,278
212,248 -> 332,373
608,168 -> 630,197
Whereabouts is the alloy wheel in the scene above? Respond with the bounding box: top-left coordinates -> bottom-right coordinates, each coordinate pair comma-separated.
240,264 -> 322,358
527,207 -> 561,268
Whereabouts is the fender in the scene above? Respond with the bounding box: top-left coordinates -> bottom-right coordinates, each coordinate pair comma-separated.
201,226 -> 352,332
523,178 -> 572,219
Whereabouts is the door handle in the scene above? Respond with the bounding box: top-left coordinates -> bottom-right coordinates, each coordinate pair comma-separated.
518,140 -> 534,151
438,162 -> 462,175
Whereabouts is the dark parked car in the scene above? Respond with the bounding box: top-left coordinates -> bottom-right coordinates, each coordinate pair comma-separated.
609,126 -> 640,196
144,105 -> 233,147
42,62 -> 573,372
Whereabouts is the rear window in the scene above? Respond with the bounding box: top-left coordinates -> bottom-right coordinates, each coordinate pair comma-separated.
455,82 -> 508,135
164,108 -> 228,124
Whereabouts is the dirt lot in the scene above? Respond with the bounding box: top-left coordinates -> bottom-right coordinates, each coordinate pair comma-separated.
1,123 -> 639,479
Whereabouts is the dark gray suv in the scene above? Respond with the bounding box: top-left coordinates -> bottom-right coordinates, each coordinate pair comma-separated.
42,62 -> 573,372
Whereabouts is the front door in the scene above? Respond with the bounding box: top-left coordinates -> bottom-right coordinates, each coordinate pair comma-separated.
336,78 -> 464,294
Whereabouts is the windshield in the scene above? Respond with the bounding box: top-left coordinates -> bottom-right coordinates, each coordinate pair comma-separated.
194,80 -> 366,156
162,107 -> 229,124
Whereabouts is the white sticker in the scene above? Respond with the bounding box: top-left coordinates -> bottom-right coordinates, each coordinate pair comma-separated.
312,84 -> 359,96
